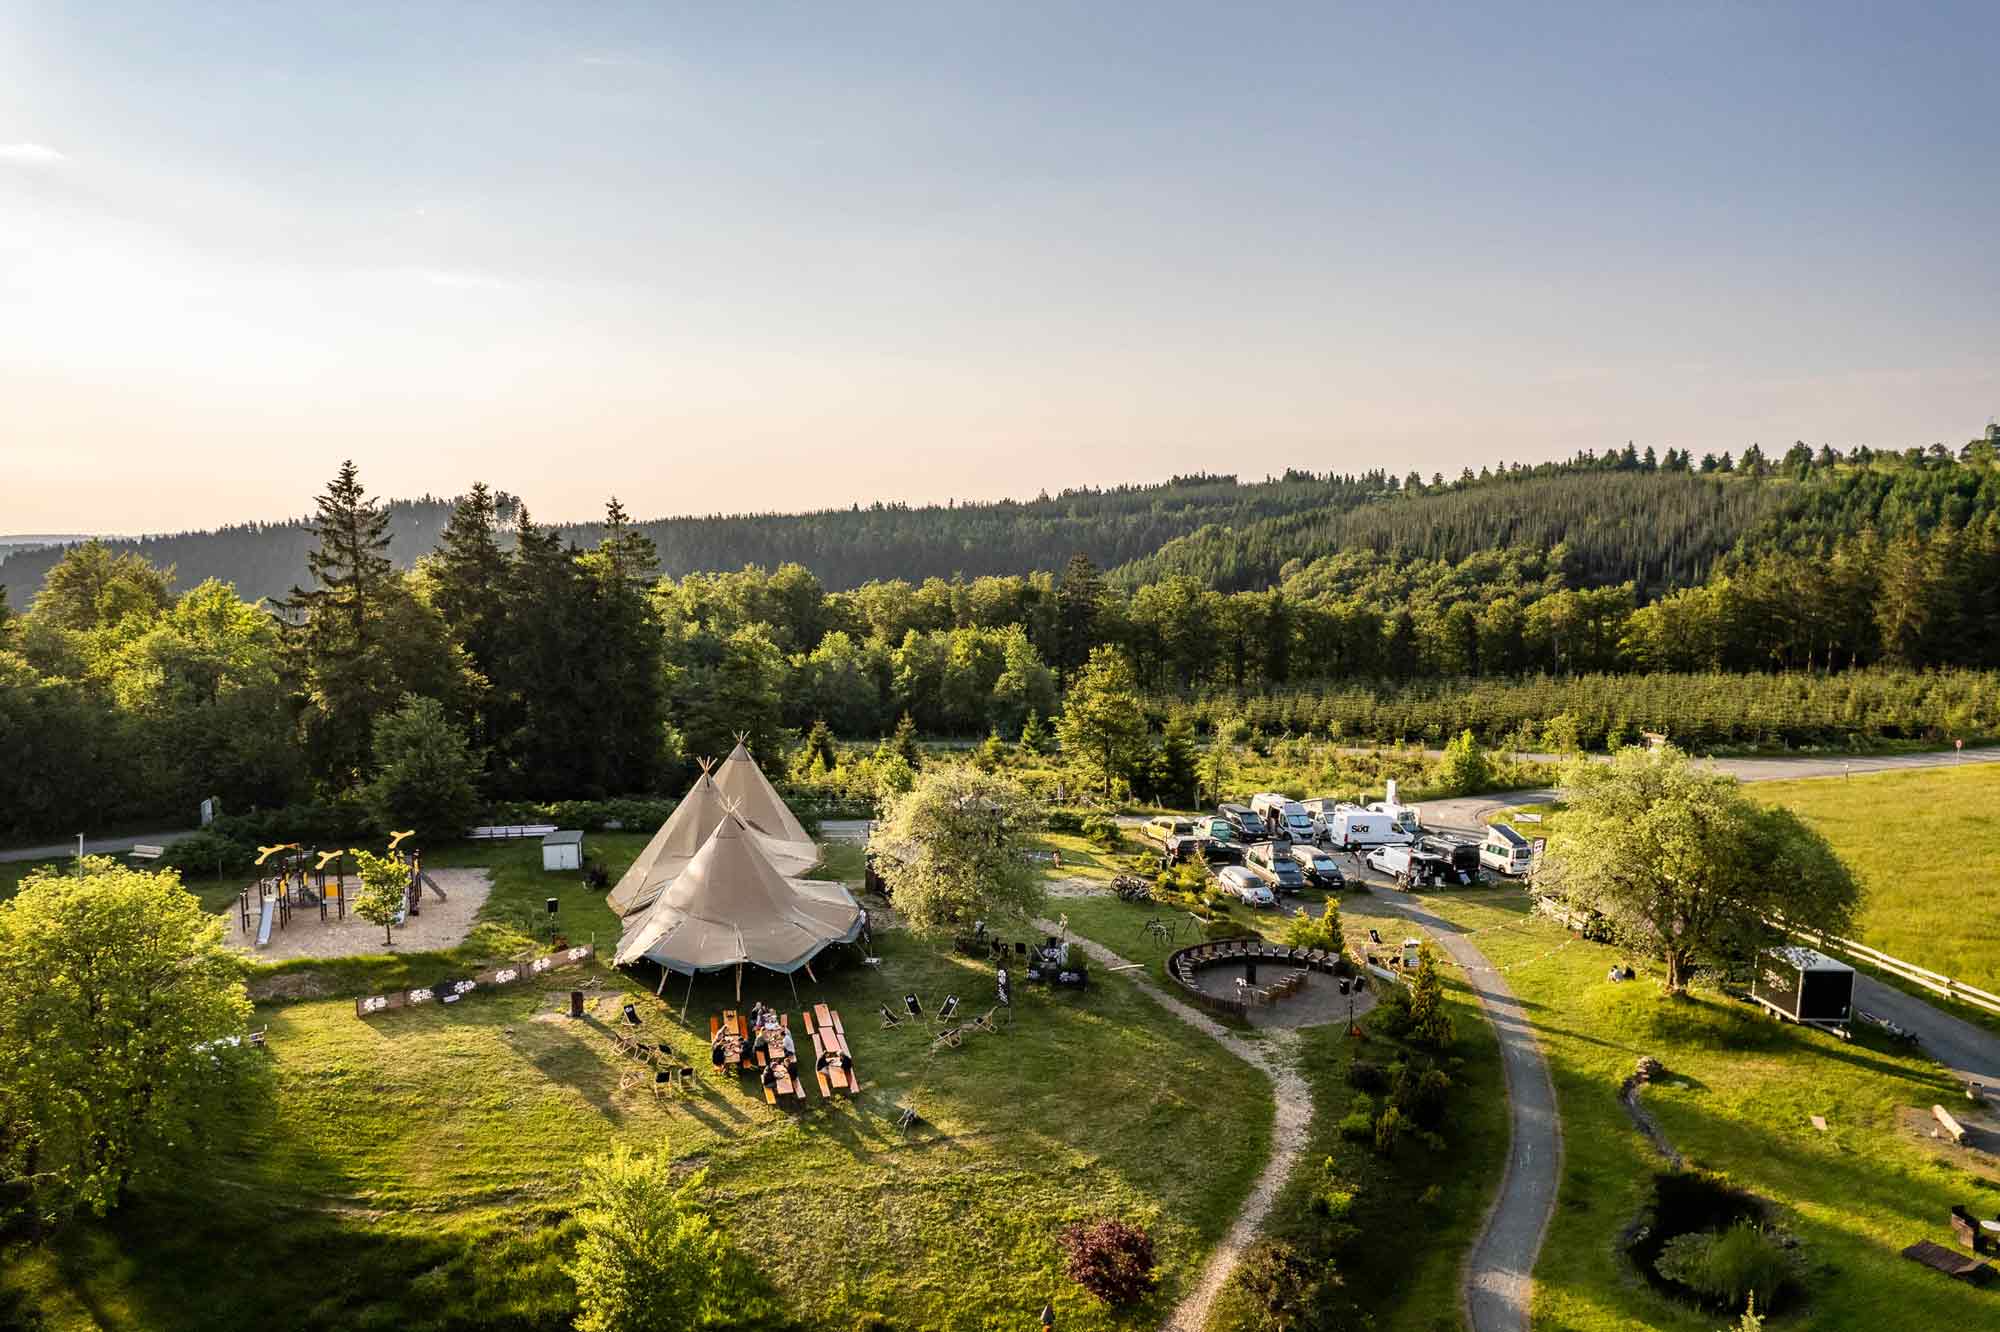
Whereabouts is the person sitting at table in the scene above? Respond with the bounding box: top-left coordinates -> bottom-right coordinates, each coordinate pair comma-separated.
760,1061 -> 776,1088
781,1029 -> 796,1062
710,1030 -> 729,1067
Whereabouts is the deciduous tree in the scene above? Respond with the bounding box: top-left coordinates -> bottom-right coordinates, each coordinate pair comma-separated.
1056,646 -> 1148,799
873,765 -> 1045,935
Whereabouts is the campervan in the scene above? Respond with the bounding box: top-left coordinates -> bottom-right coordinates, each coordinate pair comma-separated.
1364,843 -> 1413,879
1323,803 -> 1412,850
1365,779 -> 1422,837
1480,823 -> 1534,877
1249,792 -> 1315,842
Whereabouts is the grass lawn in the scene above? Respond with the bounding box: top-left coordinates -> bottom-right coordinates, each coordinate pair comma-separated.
1753,765 -> 2000,995
1416,888 -> 1997,1331
2,834 -> 1274,1332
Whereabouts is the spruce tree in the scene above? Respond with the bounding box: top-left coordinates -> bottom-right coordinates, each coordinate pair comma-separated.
1054,552 -> 1103,681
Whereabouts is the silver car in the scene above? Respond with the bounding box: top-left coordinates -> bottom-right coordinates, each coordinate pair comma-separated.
1216,865 -> 1276,907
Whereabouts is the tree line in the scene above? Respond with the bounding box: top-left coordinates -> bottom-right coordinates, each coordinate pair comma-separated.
4,448 -> 1999,838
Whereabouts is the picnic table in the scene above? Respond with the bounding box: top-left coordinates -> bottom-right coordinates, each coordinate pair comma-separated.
712,1011 -> 749,1071
803,1004 -> 858,1098
751,1013 -> 806,1106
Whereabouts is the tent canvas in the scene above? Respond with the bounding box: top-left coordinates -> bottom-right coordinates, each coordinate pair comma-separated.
605,769 -> 819,917
613,812 -> 863,974
716,739 -> 814,844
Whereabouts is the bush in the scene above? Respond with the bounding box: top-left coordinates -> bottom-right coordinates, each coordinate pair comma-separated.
1373,1105 -> 1405,1156
1346,1060 -> 1388,1093
490,797 -> 676,833
1337,1094 -> 1375,1142
1389,1056 -> 1453,1131
210,797 -> 375,850
1372,987 -> 1414,1039
1045,809 -> 1086,835
1653,1221 -> 1793,1313
1079,811 -> 1120,849
1281,899 -> 1341,954
159,829 -> 256,876
1057,1217 -> 1156,1306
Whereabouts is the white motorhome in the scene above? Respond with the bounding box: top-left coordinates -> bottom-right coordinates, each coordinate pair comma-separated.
1250,792 -> 1314,842
1323,803 -> 1413,849
1365,778 -> 1421,837
1480,823 -> 1534,877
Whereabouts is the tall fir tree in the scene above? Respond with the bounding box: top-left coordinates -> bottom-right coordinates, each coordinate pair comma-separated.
1054,552 -> 1103,682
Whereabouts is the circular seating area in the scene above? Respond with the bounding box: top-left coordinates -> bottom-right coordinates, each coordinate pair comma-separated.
1168,937 -> 1356,1021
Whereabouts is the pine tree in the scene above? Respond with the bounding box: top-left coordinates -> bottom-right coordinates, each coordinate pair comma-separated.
1055,646 -> 1148,799
1054,552 -> 1103,681
429,482 -> 512,757
1151,709 -> 1199,806
802,718 -> 837,772
273,461 -> 399,787
1018,708 -> 1050,756
890,712 -> 921,767
1406,943 -> 1455,1047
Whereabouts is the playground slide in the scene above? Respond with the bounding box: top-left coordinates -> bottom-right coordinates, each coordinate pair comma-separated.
256,894 -> 276,948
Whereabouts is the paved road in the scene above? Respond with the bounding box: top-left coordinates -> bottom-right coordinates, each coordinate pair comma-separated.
1365,885 -> 1559,1332
1851,975 -> 2000,1092
0,828 -> 199,865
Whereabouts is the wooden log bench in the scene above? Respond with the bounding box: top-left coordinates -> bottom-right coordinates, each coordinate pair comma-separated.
1935,1104 -> 1969,1145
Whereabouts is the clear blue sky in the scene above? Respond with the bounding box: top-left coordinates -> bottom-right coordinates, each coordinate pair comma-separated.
3,1 -> 1995,532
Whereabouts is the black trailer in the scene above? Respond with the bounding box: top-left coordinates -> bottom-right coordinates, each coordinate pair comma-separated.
1750,946 -> 1855,1033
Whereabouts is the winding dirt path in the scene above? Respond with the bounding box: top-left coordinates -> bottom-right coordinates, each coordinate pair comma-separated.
1364,889 -> 1560,1332
1035,919 -> 1311,1332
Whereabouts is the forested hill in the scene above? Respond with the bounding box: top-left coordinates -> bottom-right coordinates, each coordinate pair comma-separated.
0,472 -> 1385,605
1113,438 -> 2000,596
4,437 -> 1996,609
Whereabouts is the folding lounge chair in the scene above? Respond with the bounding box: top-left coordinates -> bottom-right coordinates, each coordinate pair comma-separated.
880,1003 -> 903,1028
930,1027 -> 963,1053
937,995 -> 960,1024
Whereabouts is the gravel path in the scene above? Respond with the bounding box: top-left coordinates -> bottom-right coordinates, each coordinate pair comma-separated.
1035,918 -> 1311,1332
1364,888 -> 1560,1332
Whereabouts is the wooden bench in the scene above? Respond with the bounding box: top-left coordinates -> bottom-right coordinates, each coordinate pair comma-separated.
1935,1104 -> 1969,1145
1903,1239 -> 1993,1284
129,844 -> 165,863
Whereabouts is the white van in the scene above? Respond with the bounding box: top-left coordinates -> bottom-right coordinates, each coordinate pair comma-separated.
1325,803 -> 1412,850
1365,844 -> 1413,879
1480,823 -> 1534,877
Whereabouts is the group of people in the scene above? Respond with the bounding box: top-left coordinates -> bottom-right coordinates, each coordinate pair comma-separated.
706,1000 -> 852,1084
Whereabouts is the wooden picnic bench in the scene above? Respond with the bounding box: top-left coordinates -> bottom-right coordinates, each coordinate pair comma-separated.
129,843 -> 165,863
1903,1239 -> 1993,1284
803,1004 -> 857,1098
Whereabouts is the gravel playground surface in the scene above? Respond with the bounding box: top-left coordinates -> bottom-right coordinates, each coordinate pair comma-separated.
218,868 -> 494,961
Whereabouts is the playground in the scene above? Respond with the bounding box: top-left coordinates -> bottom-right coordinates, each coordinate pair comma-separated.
218,866 -> 493,961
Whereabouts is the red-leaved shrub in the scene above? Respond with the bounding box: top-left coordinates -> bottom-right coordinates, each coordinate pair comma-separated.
1058,1218 -> 1157,1306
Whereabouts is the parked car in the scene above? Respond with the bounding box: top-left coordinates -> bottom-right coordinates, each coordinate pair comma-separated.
1245,842 -> 1306,892
1288,843 -> 1346,889
1142,816 -> 1196,849
1215,865 -> 1276,907
1365,844 -> 1412,878
1218,803 -> 1267,841
1419,834 -> 1479,884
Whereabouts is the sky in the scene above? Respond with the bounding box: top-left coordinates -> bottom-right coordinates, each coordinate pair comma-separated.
3,1 -> 1997,534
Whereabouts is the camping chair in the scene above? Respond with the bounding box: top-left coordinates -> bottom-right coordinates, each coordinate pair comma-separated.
614,1004 -> 646,1057
937,995 -> 960,1024
896,1103 -> 922,1135
904,994 -> 924,1020
879,1003 -> 904,1028
650,1068 -> 675,1099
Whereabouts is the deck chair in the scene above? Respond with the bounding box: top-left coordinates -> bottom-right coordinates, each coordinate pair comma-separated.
930,1026 -> 963,1053
896,1103 -> 922,1135
879,1003 -> 903,1028
904,993 -> 924,1020
967,1006 -> 1004,1034
937,994 -> 960,1023
617,1063 -> 649,1093
650,1068 -> 675,1099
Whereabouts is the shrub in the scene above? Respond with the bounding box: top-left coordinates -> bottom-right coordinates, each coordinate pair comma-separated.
363,695 -> 482,845
1346,1060 -> 1388,1093
1372,987 -> 1414,1039
1079,811 -> 1121,849
1057,1217 -> 1156,1306
1337,1094 -> 1375,1143
1655,1223 -> 1791,1313
1045,809 -> 1086,835
1281,899 -> 1341,954
159,828 -> 256,876
210,797 -> 375,849
1389,1056 -> 1453,1130
1373,1105 -> 1404,1156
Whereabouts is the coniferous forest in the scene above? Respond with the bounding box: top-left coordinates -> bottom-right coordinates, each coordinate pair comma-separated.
2,432 -> 1998,838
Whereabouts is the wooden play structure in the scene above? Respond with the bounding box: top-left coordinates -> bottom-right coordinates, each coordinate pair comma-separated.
238,840 -> 448,949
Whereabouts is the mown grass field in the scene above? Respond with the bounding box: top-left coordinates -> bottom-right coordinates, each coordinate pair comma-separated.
1752,765 -> 2000,995
1416,888 -> 1996,1331
1,835 -> 1275,1332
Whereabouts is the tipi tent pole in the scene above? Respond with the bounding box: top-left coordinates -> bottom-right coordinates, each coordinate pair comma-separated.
734,963 -> 743,1002
682,969 -> 697,1019
787,970 -> 800,1004
804,961 -> 818,984
656,967 -> 670,997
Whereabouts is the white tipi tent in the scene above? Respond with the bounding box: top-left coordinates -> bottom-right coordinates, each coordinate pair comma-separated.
605,765 -> 819,918
613,811 -> 863,977
715,738 -> 814,844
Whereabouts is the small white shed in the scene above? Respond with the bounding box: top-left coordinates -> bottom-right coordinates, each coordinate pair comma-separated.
542,829 -> 584,872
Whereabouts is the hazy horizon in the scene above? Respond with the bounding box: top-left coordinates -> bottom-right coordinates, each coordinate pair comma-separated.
6,1 -> 1997,533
